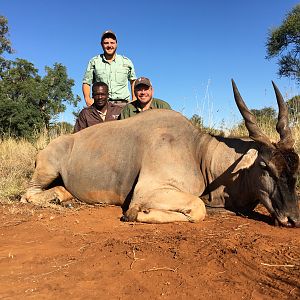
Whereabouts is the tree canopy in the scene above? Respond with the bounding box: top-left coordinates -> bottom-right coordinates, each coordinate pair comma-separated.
0,16 -> 79,139
266,4 -> 300,83
0,16 -> 13,56
250,107 -> 277,126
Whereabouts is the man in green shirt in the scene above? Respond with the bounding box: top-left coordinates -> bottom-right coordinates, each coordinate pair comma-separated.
82,30 -> 137,107
119,77 -> 171,120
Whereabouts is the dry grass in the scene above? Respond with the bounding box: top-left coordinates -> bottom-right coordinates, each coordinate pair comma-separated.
0,138 -> 37,202
230,122 -> 277,140
0,129 -> 58,203
292,124 -> 300,154
230,123 -> 300,149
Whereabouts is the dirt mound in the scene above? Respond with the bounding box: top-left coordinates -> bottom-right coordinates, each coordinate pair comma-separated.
0,203 -> 299,299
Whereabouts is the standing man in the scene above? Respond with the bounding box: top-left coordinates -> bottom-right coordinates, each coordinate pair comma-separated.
119,77 -> 171,120
82,30 -> 137,107
74,82 -> 121,133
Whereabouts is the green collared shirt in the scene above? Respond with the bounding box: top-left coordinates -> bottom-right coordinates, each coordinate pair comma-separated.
119,98 -> 171,120
83,54 -> 136,101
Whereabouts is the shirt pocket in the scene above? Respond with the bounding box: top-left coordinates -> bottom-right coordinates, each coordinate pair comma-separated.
115,70 -> 128,84
94,68 -> 108,82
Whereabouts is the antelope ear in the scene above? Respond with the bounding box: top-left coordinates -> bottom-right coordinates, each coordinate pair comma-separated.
232,149 -> 258,174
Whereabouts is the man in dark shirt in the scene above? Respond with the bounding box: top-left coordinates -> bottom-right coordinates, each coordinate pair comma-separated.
74,82 -> 122,133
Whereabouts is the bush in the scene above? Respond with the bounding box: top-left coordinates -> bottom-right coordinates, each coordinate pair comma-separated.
0,99 -> 44,139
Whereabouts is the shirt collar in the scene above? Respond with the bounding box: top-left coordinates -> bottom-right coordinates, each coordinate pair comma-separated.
101,53 -> 118,63
132,98 -> 154,112
92,102 -> 109,113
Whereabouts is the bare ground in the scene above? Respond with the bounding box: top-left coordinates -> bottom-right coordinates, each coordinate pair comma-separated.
0,202 -> 299,300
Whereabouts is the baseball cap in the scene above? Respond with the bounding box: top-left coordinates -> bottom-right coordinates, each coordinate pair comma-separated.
101,30 -> 117,42
134,77 -> 152,88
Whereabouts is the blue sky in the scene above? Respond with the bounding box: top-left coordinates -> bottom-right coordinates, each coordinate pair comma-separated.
2,0 -> 300,128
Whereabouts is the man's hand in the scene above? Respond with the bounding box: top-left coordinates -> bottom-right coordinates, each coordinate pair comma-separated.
82,83 -> 94,106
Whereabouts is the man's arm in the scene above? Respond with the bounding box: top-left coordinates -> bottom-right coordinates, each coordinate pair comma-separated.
163,101 -> 172,110
130,79 -> 136,100
82,83 -> 94,106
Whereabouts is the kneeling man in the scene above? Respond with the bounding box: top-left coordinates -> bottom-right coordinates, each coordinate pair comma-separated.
119,77 -> 171,119
74,82 -> 122,132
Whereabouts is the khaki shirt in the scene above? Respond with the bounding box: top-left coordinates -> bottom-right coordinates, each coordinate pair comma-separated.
82,54 -> 136,101
119,98 -> 171,120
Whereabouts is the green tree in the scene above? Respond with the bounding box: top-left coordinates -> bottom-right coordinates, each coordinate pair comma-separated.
0,99 -> 44,138
0,16 -> 14,74
251,107 -> 276,127
0,59 -> 79,135
266,4 -> 300,82
0,58 -> 43,138
0,16 -> 80,138
39,63 -> 80,128
0,16 -> 13,56
231,106 -> 277,136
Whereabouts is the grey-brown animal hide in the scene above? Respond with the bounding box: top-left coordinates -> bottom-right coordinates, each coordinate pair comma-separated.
22,81 -> 300,227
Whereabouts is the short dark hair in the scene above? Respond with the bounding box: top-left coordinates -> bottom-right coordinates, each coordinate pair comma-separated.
92,82 -> 108,91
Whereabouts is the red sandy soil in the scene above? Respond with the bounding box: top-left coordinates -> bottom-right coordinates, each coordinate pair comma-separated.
0,202 -> 299,300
